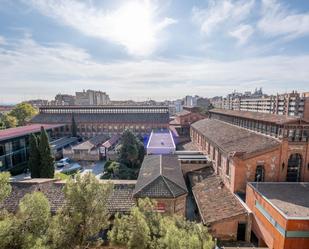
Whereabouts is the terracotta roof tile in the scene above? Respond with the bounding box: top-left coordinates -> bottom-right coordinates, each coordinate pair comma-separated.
1,179 -> 135,214
133,155 -> 188,198
210,109 -> 306,124
191,119 -> 280,157
192,175 -> 247,225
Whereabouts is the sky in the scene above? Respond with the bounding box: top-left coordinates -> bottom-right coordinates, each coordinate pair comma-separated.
0,0 -> 309,103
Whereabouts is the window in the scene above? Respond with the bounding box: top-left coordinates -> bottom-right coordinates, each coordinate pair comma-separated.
226,159 -> 230,176
217,151 -> 221,167
255,165 -> 265,182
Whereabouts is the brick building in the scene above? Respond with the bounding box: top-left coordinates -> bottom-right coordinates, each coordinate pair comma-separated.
170,106 -> 206,138
31,106 -> 169,137
191,109 -> 309,194
189,168 -> 250,241
246,182 -> 309,249
133,155 -> 188,216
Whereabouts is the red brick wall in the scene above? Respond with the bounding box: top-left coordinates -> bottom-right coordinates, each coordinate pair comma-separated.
210,214 -> 247,241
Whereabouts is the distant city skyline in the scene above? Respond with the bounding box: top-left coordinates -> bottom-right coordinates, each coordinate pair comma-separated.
1,0 -> 309,103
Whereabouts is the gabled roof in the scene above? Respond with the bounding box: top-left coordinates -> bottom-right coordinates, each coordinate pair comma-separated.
191,119 -> 280,158
133,155 -> 188,198
210,108 -> 308,125
192,175 -> 247,225
72,134 -> 109,151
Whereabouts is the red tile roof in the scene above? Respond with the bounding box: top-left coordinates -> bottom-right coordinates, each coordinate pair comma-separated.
210,109 -> 308,125
0,124 -> 65,142
192,175 -> 247,225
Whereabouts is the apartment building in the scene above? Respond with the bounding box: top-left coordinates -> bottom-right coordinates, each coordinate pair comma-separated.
216,91 -> 309,120
75,89 -> 110,106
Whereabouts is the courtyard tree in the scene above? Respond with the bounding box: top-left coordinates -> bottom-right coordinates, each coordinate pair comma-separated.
0,191 -> 51,249
48,173 -> 113,249
10,102 -> 38,126
109,198 -> 214,249
28,134 -> 41,178
118,129 -> 145,168
0,113 -> 17,128
39,127 -> 55,178
71,114 -> 77,137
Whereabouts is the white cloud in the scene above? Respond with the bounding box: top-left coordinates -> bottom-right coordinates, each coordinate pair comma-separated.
258,0 -> 309,40
26,0 -> 176,56
229,24 -> 254,45
1,36 -> 309,103
192,0 -> 255,35
0,36 -> 6,45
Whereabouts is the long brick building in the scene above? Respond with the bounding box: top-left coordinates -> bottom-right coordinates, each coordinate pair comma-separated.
31,105 -> 169,137
191,109 -> 309,194
190,108 -> 309,245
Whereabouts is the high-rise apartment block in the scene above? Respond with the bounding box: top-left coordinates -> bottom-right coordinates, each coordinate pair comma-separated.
75,89 -> 110,106
211,90 -> 309,120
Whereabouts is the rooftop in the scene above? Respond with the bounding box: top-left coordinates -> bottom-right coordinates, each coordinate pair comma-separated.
191,119 -> 280,158
0,124 -> 65,142
1,179 -> 136,214
175,110 -> 191,117
39,105 -> 169,109
191,174 -> 247,225
147,130 -> 175,149
133,155 -> 188,198
210,108 -> 307,125
250,182 -> 309,218
102,134 -> 121,149
72,134 -> 109,151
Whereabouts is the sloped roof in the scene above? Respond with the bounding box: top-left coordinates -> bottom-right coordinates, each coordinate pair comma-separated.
191,119 -> 280,157
210,108 -> 308,125
31,113 -> 169,124
1,179 -> 135,214
72,134 -> 109,151
0,124 -> 65,142
192,175 -> 247,225
175,110 -> 191,117
133,155 -> 188,198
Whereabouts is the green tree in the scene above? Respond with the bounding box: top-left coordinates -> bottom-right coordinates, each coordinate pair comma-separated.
109,207 -> 151,249
48,173 -> 113,249
0,191 -> 51,249
71,114 -> 77,137
28,134 -> 41,178
0,172 -> 11,204
39,127 -> 54,178
0,113 -> 17,128
10,102 -> 38,126
109,199 -> 214,249
118,129 -> 144,168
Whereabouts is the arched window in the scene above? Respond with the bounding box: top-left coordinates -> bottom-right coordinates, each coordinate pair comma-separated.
255,165 -> 265,182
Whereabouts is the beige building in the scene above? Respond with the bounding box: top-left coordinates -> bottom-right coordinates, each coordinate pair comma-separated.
216,91 -> 309,120
75,89 -> 110,106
